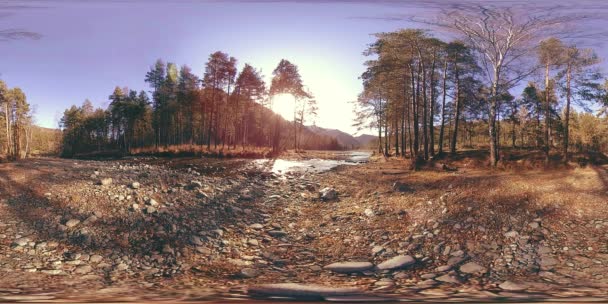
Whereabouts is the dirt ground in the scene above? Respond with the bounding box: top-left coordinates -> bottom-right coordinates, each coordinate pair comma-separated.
0,153 -> 607,302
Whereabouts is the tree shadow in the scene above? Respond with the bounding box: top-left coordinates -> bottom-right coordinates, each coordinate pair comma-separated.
0,158 -> 273,278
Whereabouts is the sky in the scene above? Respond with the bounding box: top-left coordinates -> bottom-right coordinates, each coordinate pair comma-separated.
1,0 -> 607,136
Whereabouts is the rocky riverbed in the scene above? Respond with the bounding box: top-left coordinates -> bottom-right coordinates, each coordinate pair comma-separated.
0,155 -> 607,302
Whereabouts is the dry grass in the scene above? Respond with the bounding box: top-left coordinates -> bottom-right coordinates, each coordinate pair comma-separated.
129,144 -> 273,158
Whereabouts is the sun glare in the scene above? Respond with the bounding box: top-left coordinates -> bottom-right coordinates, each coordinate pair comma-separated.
271,93 -> 297,121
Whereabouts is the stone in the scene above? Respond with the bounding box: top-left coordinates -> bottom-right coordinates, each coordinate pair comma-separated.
190,235 -> 204,246
436,265 -> 452,272
324,261 -> 374,273
13,237 -> 29,247
319,187 -> 338,201
240,268 -> 258,278
392,181 -> 411,192
147,198 -> 159,206
89,255 -> 103,263
146,206 -> 156,214
364,208 -> 375,217
504,231 -> 519,238
499,280 -> 527,291
65,219 -> 81,228
268,230 -> 287,238
248,283 -> 362,299
74,265 -> 93,274
83,215 -> 97,225
376,255 -> 415,270
459,262 -> 486,274
435,274 -> 460,284
131,182 -> 141,189
372,246 -> 385,256
162,244 -> 174,255
190,181 -> 203,188
540,256 -> 558,270
250,223 -> 264,230
98,178 -> 112,186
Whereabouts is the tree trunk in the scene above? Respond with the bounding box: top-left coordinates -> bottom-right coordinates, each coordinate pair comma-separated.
450,65 -> 460,155
429,52 -> 437,157
544,63 -> 550,165
489,74 -> 500,167
563,63 -> 572,163
412,62 -> 420,158
438,59 -> 448,155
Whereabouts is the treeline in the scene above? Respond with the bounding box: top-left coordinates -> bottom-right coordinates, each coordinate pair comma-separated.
355,22 -> 607,166
0,80 -> 34,160
61,52 -> 339,157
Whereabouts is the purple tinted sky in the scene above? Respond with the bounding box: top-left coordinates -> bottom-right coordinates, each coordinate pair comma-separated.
0,0 -> 607,135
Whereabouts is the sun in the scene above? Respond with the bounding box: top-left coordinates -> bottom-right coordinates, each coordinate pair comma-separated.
270,93 -> 297,121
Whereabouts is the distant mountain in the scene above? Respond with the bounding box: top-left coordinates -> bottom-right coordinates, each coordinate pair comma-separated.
355,134 -> 376,147
307,125 -> 374,149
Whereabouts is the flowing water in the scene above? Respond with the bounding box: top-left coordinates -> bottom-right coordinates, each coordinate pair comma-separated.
254,151 -> 372,174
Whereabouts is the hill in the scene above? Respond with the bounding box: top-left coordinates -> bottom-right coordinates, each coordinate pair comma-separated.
307,125 -> 374,149
355,134 -> 376,147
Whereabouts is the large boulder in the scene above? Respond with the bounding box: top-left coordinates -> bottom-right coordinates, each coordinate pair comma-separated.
376,255 -> 415,270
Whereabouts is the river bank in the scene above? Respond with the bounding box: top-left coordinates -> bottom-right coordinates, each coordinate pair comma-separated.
0,153 -> 607,302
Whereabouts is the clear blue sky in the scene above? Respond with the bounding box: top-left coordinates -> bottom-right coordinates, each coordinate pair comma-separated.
0,1 -> 606,135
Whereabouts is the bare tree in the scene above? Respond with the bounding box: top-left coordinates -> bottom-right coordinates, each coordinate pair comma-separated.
417,5 -> 581,166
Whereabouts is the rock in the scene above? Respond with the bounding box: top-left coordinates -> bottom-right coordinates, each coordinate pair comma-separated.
240,268 -> 258,278
376,255 -> 415,270
372,246 -> 385,256
436,265 -> 452,272
190,181 -> 203,189
98,178 -> 112,186
504,231 -> 519,238
319,187 -> 338,201
131,182 -> 141,189
392,182 -> 411,192
268,230 -> 287,238
540,256 -> 558,270
250,223 -> 264,230
499,280 -> 527,291
41,269 -> 63,275
190,235 -> 204,246
145,206 -> 156,214
364,208 -> 375,217
147,198 -> 159,206
162,244 -> 174,255
74,265 -> 92,274
324,261 -> 374,273
13,237 -> 29,247
65,219 -> 81,228
247,239 -> 259,246
459,262 -> 486,274
248,283 -> 362,299
89,255 -> 103,263
83,215 -> 97,225
435,274 -> 460,284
